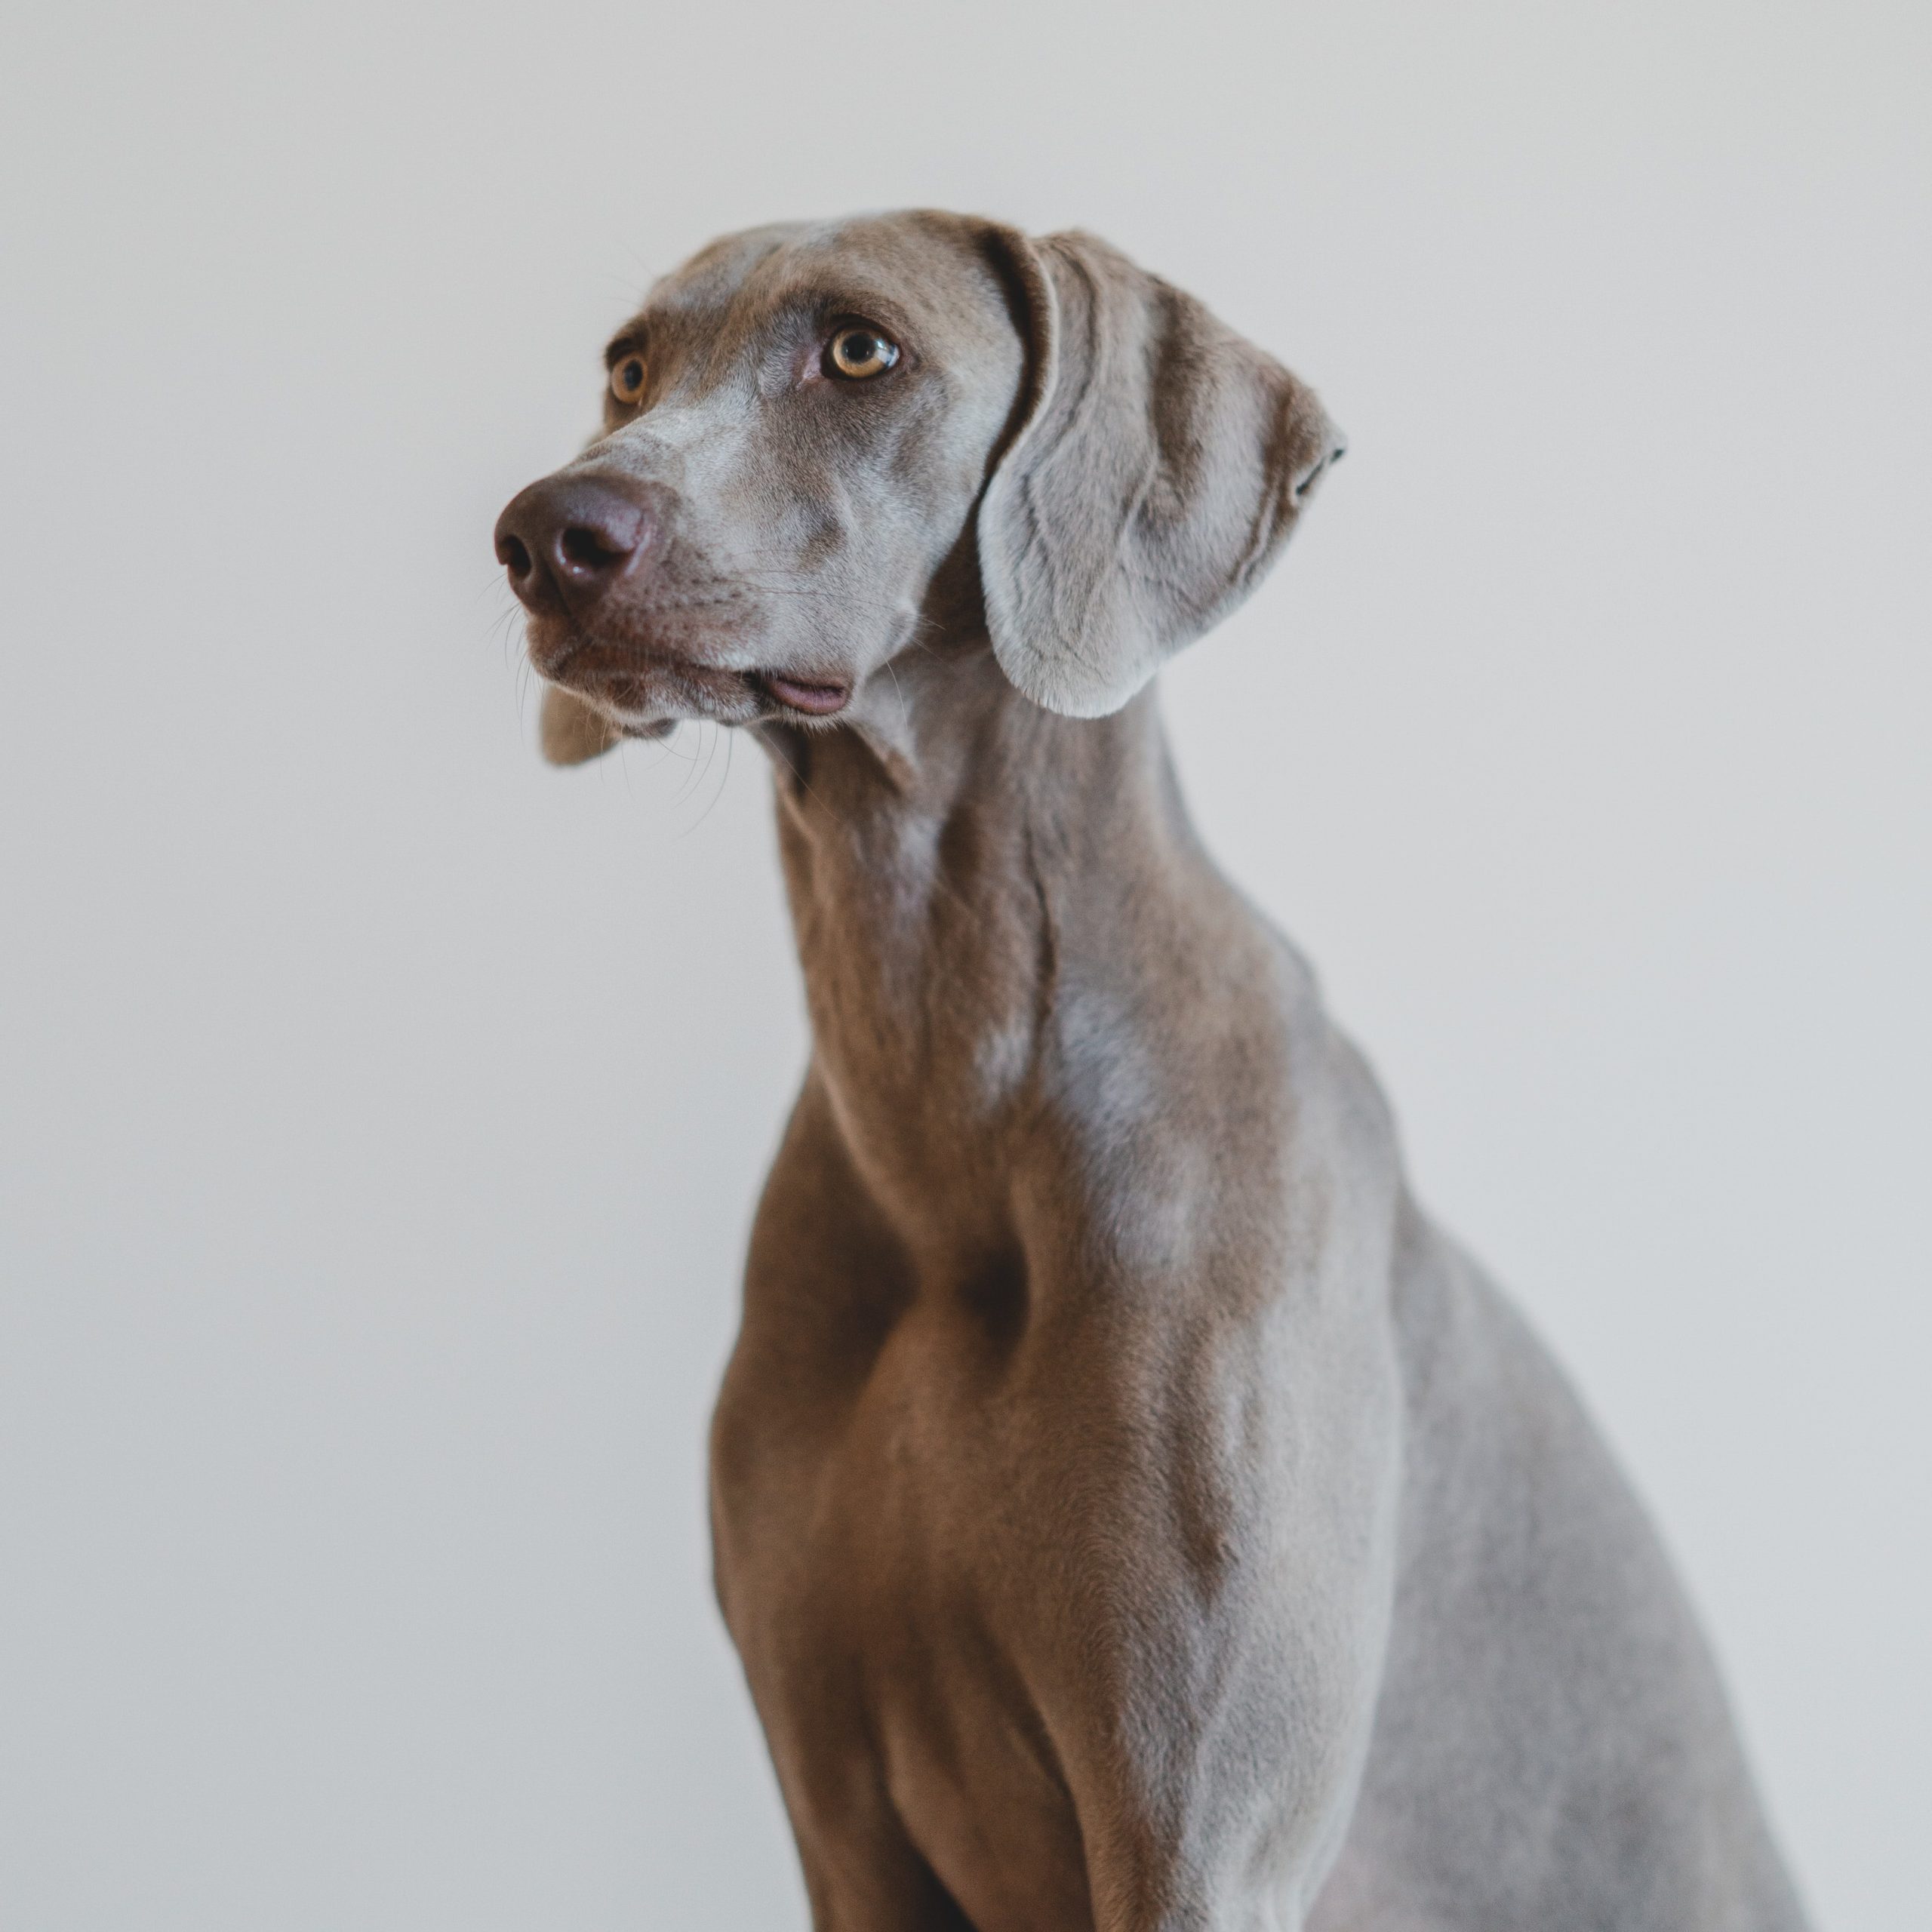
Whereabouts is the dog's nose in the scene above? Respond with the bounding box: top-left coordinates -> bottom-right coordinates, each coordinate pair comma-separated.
494,475 -> 656,615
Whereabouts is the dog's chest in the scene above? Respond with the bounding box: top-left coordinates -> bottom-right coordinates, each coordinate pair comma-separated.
862,1588 -> 1095,1930
715,1293 -> 1256,1929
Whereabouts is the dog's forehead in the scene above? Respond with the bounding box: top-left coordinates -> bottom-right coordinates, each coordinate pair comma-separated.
633,212 -> 992,339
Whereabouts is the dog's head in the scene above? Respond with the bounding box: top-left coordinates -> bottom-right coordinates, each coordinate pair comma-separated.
495,211 -> 1343,762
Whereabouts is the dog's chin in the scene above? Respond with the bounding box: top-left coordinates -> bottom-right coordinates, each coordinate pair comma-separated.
595,706 -> 679,744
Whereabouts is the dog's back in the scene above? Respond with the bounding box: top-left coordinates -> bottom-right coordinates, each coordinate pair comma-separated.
1315,1208 -> 1807,1929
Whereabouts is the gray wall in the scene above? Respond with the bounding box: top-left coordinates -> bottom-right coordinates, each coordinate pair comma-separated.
2,2 -> 1926,1926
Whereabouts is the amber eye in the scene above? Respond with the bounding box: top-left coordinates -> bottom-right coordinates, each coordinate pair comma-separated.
609,354 -> 648,405
826,325 -> 900,380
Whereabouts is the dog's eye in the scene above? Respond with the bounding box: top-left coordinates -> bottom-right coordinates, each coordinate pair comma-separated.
609,355 -> 648,405
826,325 -> 900,380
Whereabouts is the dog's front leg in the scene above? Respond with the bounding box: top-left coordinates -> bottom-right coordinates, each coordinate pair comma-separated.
1042,1291 -> 1406,1932
785,1798 -> 976,1932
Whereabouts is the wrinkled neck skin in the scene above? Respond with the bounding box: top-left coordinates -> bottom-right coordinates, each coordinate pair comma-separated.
755,632 -> 1245,1271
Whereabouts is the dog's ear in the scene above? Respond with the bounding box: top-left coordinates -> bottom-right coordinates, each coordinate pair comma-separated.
539,685 -> 622,764
977,229 -> 1345,719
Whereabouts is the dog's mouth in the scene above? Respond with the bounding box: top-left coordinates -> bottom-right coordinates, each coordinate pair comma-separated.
528,617 -> 853,731
758,674 -> 851,717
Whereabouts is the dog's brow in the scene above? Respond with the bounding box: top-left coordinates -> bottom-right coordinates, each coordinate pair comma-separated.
603,323 -> 649,367
625,286 -> 922,376
794,285 -> 915,327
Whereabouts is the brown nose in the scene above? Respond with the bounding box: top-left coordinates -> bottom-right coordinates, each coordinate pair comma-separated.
494,475 -> 656,616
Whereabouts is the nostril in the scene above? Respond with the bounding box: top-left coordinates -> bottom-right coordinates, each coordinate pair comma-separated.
559,523 -> 633,572
497,532 -> 534,577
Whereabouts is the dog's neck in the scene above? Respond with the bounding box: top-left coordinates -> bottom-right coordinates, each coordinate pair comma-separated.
758,641 -> 1233,1261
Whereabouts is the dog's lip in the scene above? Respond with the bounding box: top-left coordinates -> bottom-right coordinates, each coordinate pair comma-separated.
534,629 -> 750,703
526,620 -> 852,723
760,673 -> 852,717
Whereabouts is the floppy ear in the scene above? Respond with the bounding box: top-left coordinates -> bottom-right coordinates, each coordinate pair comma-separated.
539,684 -> 622,764
977,229 -> 1345,718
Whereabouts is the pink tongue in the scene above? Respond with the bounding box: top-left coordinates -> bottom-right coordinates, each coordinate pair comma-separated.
766,675 -> 851,716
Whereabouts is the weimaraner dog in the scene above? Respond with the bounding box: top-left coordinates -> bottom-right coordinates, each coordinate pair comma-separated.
495,212 -> 1809,1932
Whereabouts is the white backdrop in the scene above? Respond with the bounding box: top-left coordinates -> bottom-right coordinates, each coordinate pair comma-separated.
2,3 -> 1926,1926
